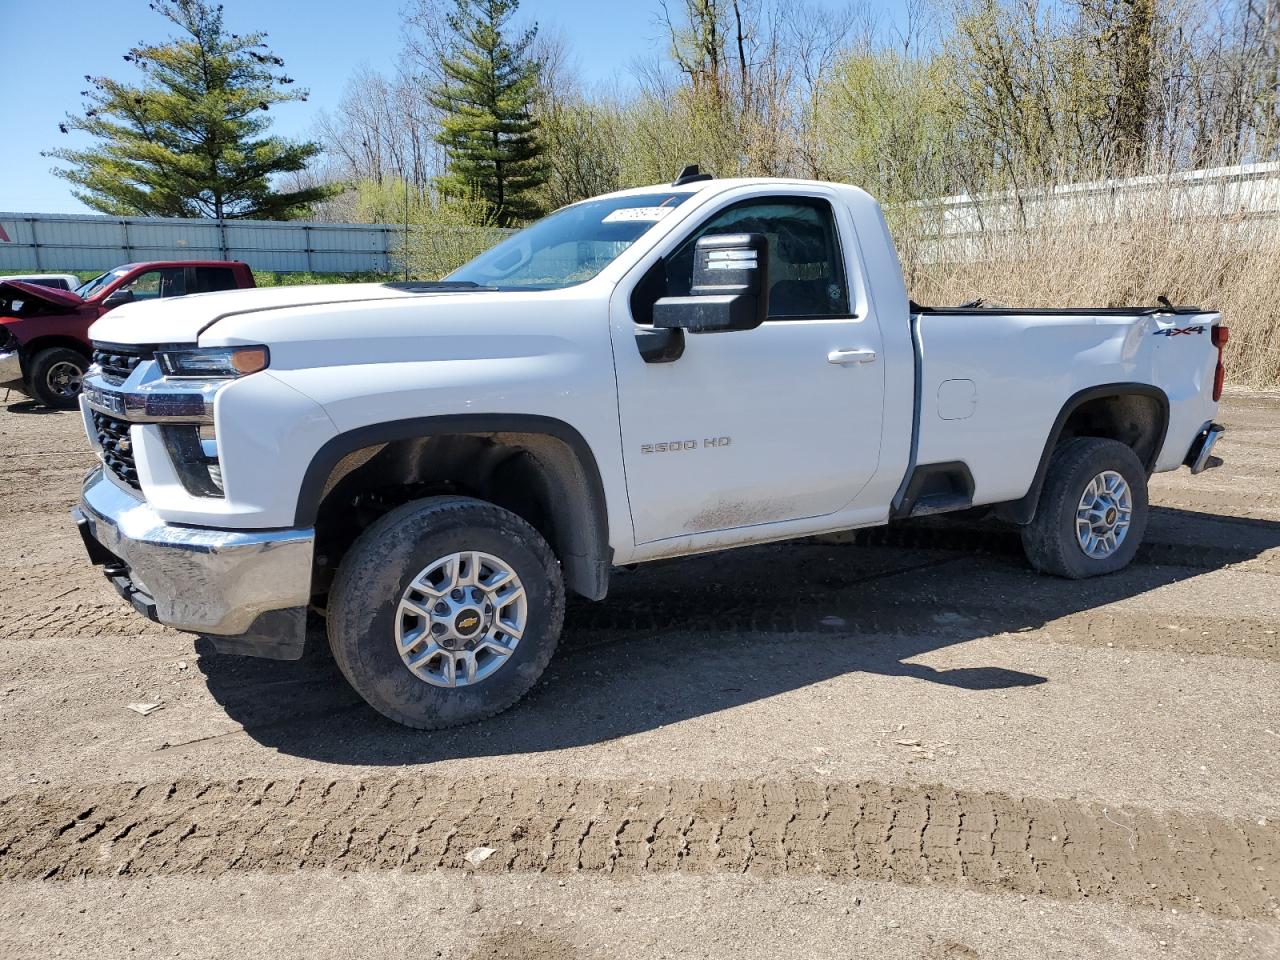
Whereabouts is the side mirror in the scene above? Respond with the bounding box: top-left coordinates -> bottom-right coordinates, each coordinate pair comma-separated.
652,233 -> 770,333
103,289 -> 134,309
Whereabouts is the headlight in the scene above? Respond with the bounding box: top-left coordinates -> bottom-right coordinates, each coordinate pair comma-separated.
156,345 -> 269,378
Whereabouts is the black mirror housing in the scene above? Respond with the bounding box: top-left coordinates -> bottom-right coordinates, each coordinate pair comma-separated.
652,233 -> 769,333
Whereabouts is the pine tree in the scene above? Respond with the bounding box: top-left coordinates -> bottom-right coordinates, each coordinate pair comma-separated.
429,0 -> 547,226
47,0 -> 333,219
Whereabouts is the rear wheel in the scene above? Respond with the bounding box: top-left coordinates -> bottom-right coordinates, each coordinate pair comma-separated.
327,496 -> 564,729
1020,437 -> 1149,578
28,347 -> 87,409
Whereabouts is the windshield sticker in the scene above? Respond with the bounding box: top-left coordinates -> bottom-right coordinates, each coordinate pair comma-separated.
603,207 -> 675,224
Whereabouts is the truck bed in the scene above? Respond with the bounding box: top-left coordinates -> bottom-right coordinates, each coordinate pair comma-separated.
904,304 -> 1221,516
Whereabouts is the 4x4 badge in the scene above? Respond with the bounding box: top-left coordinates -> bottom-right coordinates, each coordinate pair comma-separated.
1154,325 -> 1205,337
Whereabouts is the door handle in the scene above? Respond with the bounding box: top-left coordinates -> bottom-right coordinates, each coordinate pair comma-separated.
827,348 -> 877,365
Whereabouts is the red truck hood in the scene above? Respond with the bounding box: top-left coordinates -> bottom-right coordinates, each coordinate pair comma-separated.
0,279 -> 85,309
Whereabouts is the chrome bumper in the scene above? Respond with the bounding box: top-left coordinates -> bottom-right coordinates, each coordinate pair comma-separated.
0,348 -> 23,389
72,466 -> 315,659
1185,422 -> 1225,475
82,370 -> 218,423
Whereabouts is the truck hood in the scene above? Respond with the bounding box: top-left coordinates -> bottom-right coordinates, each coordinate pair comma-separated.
0,279 -> 84,309
88,282 -> 434,344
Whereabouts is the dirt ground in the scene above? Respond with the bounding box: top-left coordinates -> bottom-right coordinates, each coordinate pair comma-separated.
0,390 -> 1277,960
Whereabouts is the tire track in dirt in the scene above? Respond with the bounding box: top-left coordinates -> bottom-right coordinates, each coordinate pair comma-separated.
1,777 -> 1275,919
0,560 -> 172,644
830,522 -> 1280,571
0,601 -> 171,643
8,585 -> 1276,662
562,597 -> 1280,661
6,572 -> 1277,662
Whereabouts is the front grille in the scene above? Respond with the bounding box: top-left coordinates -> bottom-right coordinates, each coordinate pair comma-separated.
92,343 -> 155,385
92,411 -> 140,488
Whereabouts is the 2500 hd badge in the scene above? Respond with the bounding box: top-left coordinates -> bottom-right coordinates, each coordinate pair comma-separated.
642,436 -> 732,454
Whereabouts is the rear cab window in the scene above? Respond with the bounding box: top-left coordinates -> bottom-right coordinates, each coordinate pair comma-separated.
193,267 -> 238,293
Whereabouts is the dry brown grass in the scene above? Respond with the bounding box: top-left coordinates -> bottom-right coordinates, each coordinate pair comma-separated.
898,182 -> 1280,388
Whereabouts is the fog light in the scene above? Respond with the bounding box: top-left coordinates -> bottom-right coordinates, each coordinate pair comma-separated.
161,424 -> 224,498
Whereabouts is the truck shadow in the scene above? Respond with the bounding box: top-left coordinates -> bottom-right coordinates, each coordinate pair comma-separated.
4,399 -> 61,415
194,504 -> 1280,764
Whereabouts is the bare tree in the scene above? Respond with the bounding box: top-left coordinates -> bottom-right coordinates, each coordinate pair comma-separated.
647,0 -> 865,177
316,67 -> 441,188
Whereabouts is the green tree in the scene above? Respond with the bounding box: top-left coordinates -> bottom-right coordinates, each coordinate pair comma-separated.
823,52 -> 963,195
1075,0 -> 1156,168
48,0 -> 332,219
429,0 -> 546,225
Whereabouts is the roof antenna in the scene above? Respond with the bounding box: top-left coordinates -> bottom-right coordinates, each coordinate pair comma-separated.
672,164 -> 714,187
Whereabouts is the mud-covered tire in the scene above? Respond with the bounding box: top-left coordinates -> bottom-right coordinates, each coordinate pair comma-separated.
1020,437 -> 1149,579
327,495 -> 564,729
27,347 -> 87,409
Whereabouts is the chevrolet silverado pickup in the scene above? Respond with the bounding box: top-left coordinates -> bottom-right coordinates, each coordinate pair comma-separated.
70,170 -> 1228,729
0,260 -> 254,408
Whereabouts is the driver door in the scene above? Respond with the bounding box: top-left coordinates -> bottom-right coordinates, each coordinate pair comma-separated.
610,192 -> 886,545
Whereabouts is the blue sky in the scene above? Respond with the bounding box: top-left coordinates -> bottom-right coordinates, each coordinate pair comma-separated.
0,0 -> 900,213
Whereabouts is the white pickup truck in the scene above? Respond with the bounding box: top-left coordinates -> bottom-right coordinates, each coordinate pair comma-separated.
72,170 -> 1228,729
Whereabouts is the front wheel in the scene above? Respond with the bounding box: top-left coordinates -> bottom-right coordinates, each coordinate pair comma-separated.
28,347 -> 87,409
1020,437 -> 1149,579
327,496 -> 565,729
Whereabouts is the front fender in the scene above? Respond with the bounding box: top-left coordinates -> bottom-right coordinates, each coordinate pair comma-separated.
293,413 -> 612,601
138,371 -> 339,529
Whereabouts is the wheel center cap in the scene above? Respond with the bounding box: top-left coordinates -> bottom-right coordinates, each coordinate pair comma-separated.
1104,506 -> 1118,526
453,609 -> 483,637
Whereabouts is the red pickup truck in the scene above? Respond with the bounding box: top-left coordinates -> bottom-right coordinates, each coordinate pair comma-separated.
0,260 -> 255,408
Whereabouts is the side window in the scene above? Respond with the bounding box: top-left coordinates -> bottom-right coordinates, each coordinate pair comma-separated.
193,267 -> 237,293
119,267 -> 186,301
667,197 -> 851,319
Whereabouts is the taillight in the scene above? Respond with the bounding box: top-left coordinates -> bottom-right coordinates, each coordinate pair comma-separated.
1212,325 -> 1228,401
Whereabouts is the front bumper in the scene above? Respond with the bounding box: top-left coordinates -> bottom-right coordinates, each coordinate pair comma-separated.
0,348 -> 24,390
72,466 -> 315,659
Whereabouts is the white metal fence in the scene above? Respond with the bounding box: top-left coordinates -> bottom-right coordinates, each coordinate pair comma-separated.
0,212 -> 414,274
920,161 -> 1280,238
3,163 -> 1277,274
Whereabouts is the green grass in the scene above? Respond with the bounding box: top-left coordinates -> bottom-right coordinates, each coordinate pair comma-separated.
251,271 -> 396,287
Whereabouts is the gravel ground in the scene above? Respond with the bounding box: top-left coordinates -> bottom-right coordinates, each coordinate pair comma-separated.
0,389 -> 1277,959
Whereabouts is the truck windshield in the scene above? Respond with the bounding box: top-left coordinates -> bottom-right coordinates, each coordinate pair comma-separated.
76,269 -> 128,299
447,193 -> 692,290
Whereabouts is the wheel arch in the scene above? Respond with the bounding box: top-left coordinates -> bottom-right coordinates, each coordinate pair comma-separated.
297,414 -> 612,601
995,382 -> 1169,525
20,335 -> 92,375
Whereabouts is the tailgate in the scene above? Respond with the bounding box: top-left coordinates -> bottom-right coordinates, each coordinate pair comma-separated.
1150,310 -> 1224,470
